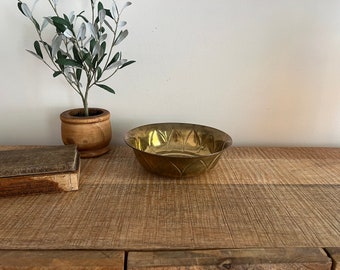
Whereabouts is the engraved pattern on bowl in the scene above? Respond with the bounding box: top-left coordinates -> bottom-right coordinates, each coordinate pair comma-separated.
125,123 -> 232,178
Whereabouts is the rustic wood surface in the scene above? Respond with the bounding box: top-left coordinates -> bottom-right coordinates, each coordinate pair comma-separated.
0,145 -> 79,196
0,250 -> 124,270
326,247 -> 340,270
0,145 -> 79,177
0,173 -> 78,196
0,146 -> 339,250
128,248 -> 332,270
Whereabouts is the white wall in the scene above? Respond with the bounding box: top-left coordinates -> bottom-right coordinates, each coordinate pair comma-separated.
1,0 -> 340,146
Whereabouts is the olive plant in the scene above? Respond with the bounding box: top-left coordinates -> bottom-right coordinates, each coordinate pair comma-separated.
18,0 -> 135,116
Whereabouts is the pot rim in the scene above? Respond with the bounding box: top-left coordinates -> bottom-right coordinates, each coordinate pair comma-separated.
60,108 -> 110,124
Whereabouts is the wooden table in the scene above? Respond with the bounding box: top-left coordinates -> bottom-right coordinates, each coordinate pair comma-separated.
0,146 -> 339,269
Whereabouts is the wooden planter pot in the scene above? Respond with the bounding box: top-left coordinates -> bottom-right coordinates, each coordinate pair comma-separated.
60,108 -> 112,158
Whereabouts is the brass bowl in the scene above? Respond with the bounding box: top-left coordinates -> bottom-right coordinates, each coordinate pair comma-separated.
124,123 -> 232,178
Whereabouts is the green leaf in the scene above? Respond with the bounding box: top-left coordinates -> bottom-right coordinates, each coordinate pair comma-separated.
41,18 -> 49,31
82,53 -> 92,68
120,1 -> 132,13
26,49 -> 43,60
42,42 -> 52,57
18,2 -> 32,18
120,60 -> 135,69
63,29 -> 74,38
98,9 -> 106,24
105,9 -> 113,19
32,18 -> 40,32
96,67 -> 103,80
56,58 -> 83,68
92,54 -> 98,68
76,69 -> 82,81
63,14 -> 72,26
69,11 -> 76,24
100,41 -> 106,56
104,20 -> 114,32
34,41 -> 43,59
17,2 -> 25,16
92,42 -> 101,56
98,2 -> 104,11
51,16 -> 68,32
52,35 -> 63,58
51,16 -> 71,28
72,46 -> 82,63
53,71 -> 63,77
90,38 -> 96,53
118,21 -> 127,27
107,59 -> 126,69
97,53 -> 107,66
88,23 -> 98,39
56,51 -> 66,69
53,23 -> 66,33
115,30 -> 128,45
107,52 -> 120,67
77,11 -> 89,23
111,1 -> 118,19
96,84 -> 115,94
77,22 -> 86,41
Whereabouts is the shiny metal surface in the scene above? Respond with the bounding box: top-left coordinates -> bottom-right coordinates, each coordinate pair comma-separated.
124,123 -> 232,177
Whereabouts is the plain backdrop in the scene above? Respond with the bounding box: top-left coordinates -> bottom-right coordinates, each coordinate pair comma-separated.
1,0 -> 340,146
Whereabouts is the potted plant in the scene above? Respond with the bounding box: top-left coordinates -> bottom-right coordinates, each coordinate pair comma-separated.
17,0 -> 135,157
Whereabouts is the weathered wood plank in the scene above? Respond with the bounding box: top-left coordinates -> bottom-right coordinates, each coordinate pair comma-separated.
0,147 -> 339,250
128,248 -> 332,270
0,250 -> 124,270
325,247 -> 340,270
0,145 -> 79,196
0,145 -> 79,178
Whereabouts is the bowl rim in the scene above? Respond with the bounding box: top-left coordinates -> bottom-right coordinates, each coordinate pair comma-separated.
124,122 -> 232,158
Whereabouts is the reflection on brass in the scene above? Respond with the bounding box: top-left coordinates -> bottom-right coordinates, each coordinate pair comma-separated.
125,123 -> 232,178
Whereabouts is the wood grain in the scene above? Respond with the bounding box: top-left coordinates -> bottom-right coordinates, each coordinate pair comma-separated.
128,248 -> 332,270
0,146 -> 338,250
0,145 -> 79,178
325,248 -> 340,270
0,250 -> 124,270
0,145 -> 79,196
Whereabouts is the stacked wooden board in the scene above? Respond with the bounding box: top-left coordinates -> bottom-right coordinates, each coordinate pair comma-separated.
0,145 -> 80,196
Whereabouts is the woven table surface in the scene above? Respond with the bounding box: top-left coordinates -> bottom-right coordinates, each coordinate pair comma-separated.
0,146 -> 339,250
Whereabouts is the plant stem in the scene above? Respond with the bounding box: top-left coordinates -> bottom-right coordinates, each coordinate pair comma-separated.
83,84 -> 90,116
47,0 -> 59,16
104,17 -> 119,70
83,98 -> 89,117
91,0 -> 95,24
97,67 -> 119,84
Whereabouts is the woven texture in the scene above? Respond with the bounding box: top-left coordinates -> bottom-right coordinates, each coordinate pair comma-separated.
0,146 -> 339,250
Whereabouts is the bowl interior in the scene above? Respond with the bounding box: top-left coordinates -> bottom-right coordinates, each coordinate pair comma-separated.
125,123 -> 232,157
